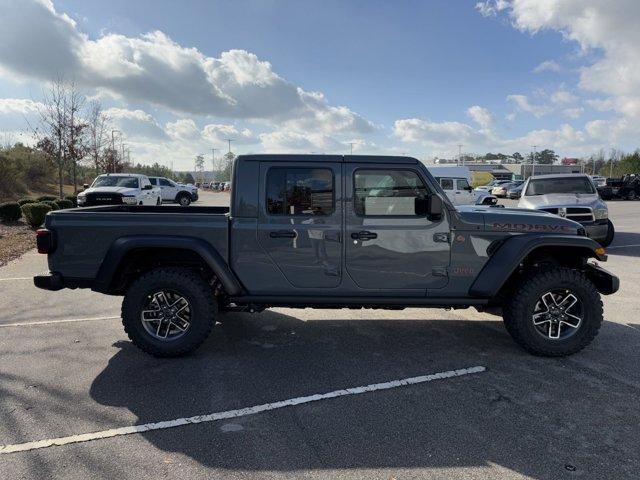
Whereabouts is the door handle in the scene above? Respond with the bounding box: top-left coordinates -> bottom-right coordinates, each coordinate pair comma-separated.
270,230 -> 297,239
351,231 -> 378,241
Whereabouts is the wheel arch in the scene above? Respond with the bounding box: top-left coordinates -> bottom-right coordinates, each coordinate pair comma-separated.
469,234 -> 608,299
93,235 -> 243,296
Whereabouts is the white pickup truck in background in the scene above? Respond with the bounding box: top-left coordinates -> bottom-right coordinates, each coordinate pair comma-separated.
77,174 -> 162,207
428,166 -> 497,206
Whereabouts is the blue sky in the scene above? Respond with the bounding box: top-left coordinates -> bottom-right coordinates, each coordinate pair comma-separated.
0,0 -> 638,169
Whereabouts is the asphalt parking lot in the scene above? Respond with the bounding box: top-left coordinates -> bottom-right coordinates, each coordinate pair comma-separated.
1,192 -> 639,479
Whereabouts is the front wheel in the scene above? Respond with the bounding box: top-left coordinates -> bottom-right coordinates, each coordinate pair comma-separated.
178,194 -> 191,206
122,268 -> 216,357
503,267 -> 603,356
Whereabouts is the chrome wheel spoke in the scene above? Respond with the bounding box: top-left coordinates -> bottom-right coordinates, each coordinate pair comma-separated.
532,289 -> 583,341
141,290 -> 192,341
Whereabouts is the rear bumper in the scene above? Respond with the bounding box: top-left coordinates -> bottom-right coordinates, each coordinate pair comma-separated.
33,272 -> 92,291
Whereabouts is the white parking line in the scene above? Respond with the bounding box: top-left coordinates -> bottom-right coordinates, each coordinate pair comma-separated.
0,277 -> 32,282
0,365 -> 486,454
0,316 -> 120,328
608,244 -> 640,249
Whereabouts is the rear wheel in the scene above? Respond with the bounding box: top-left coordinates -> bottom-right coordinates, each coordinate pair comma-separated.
503,267 -> 603,356
122,268 -> 216,357
627,190 -> 637,200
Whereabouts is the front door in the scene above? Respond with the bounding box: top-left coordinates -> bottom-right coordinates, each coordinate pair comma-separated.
257,161 -> 342,288
345,165 -> 451,292
159,178 -> 177,202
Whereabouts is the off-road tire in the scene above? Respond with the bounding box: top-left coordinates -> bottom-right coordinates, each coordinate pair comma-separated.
503,267 -> 603,357
599,219 -> 615,247
122,267 -> 216,357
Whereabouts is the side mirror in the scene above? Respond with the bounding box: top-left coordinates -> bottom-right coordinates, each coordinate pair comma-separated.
415,195 -> 443,218
143,184 -> 153,190
83,183 -> 89,190
465,185 -> 473,191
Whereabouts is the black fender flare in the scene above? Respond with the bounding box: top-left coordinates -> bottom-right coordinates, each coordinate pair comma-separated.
93,235 -> 243,295
469,234 -> 609,298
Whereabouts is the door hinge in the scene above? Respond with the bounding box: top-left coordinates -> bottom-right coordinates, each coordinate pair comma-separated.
433,232 -> 450,243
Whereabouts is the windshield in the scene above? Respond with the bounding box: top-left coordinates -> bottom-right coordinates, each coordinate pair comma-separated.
525,177 -> 595,196
92,176 -> 139,189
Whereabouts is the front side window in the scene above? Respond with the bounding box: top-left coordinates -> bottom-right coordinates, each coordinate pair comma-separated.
354,169 -> 428,216
266,168 -> 334,216
159,178 -> 173,187
149,178 -> 157,186
456,178 -> 470,190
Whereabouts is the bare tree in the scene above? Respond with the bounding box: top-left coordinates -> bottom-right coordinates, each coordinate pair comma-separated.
86,101 -> 110,176
35,78 -> 88,197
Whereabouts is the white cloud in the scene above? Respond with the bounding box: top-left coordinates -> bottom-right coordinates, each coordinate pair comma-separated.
563,107 -> 584,119
491,0 -> 640,119
258,129 -> 346,153
466,105 -> 493,129
202,124 -> 258,145
165,118 -> 201,141
393,118 -> 490,146
105,107 -> 168,140
533,60 -> 561,74
506,94 -> 552,118
550,89 -> 577,104
0,0 -> 371,135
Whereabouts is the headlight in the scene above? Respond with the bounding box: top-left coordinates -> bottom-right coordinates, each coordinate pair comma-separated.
122,196 -> 137,205
594,208 -> 608,220
77,195 -> 86,205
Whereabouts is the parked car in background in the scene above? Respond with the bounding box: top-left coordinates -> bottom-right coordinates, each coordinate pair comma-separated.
518,173 -> 614,246
430,166 -> 497,205
77,174 -> 161,207
148,177 -> 198,206
476,179 -> 511,192
616,174 -> 640,200
591,176 -> 607,187
507,182 -> 525,199
492,181 -> 523,198
210,182 -> 221,191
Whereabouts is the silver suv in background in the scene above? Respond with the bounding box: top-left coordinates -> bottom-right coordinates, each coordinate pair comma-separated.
148,177 -> 198,206
518,174 -> 614,246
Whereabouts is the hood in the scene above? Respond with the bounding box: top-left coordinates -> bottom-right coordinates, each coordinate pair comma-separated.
520,193 -> 599,208
455,205 -> 582,235
80,186 -> 137,195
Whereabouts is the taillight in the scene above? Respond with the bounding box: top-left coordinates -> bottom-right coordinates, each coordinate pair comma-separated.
36,229 -> 54,254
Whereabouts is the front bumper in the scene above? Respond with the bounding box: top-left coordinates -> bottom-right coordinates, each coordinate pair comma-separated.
582,219 -> 609,242
190,191 -> 199,201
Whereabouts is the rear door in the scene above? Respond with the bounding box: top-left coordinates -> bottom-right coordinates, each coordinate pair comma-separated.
345,164 -> 451,292
257,161 -> 342,288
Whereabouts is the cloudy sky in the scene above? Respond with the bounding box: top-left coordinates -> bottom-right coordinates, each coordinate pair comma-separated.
0,0 -> 639,169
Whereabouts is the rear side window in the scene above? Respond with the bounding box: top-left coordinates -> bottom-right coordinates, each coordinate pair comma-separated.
438,178 -> 454,190
266,168 -> 334,216
149,178 -> 157,186
354,169 -> 428,216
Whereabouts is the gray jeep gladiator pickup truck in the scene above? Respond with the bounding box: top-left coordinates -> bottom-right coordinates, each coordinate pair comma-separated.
34,155 -> 619,357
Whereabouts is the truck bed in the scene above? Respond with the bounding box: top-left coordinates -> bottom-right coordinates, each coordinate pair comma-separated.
45,205 -> 230,281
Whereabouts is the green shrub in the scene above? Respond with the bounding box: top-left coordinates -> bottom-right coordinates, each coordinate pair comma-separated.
56,199 -> 74,209
64,195 -> 78,207
36,195 -> 57,202
41,200 -> 60,211
21,203 -> 52,228
17,198 -> 37,206
0,202 -> 22,222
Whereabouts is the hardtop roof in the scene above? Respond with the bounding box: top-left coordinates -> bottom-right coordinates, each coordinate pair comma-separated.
237,154 -> 420,164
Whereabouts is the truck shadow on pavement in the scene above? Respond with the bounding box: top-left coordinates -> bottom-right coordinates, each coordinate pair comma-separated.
609,231 -> 640,257
89,311 -> 640,479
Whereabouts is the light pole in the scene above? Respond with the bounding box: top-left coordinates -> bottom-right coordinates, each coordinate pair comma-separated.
225,138 -> 234,154
348,142 -> 355,155
458,144 -> 463,166
211,148 -> 219,180
531,145 -> 537,178
110,129 -> 121,173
